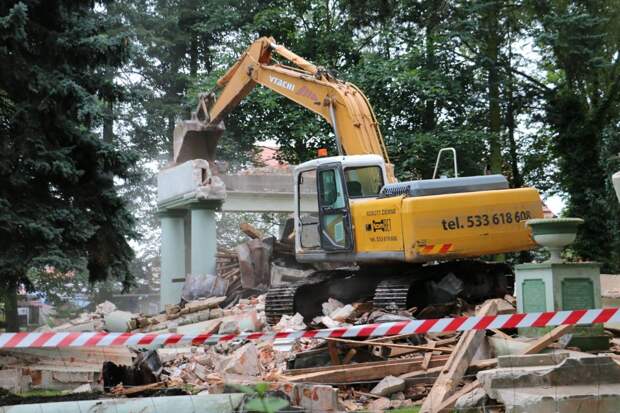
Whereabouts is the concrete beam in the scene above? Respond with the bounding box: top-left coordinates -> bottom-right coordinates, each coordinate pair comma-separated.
158,159 -> 225,208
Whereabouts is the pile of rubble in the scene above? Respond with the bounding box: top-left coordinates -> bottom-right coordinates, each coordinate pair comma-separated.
4,224 -> 620,412
92,294 -> 620,413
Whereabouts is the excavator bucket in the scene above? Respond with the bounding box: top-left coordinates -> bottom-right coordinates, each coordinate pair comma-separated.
172,119 -> 225,165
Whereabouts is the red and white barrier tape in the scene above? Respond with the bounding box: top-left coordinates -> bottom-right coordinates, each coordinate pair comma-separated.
2,307 -> 618,349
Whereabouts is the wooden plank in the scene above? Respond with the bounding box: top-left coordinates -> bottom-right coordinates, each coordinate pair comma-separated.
286,355 -> 445,376
421,341 -> 436,371
432,324 -> 574,412
239,222 -> 263,239
399,358 -> 496,381
111,382 -> 166,396
327,340 -> 341,365
522,324 -> 574,355
325,337 -> 453,353
285,356 -> 449,384
342,348 -> 357,364
420,299 -> 498,413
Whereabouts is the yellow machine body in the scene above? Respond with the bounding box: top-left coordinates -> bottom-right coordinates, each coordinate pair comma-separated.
350,188 -> 543,263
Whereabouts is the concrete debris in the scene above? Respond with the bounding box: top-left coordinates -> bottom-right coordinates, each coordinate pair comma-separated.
181,273 -> 229,302
103,310 -> 135,332
95,301 -> 117,315
331,304 -> 355,322
273,313 -> 307,331
9,223 -> 620,412
479,355 -> 620,413
217,310 -> 262,334
219,342 -> 261,376
322,298 -> 344,316
318,315 -> 350,329
454,387 -> 489,412
71,383 -> 93,394
366,397 -> 392,412
271,263 -> 313,285
370,375 -> 405,397
3,393 -> 245,413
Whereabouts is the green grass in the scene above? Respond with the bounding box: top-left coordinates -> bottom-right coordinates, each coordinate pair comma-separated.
18,389 -> 66,397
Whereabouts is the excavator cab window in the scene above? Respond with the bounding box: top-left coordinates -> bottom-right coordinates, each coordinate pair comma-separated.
316,163 -> 353,251
298,170 -> 320,249
344,166 -> 384,198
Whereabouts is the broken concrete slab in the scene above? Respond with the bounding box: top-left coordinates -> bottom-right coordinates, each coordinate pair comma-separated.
497,352 -> 571,368
296,383 -> 340,412
103,310 -> 135,332
330,304 -> 354,322
219,343 -> 261,376
273,313 -> 306,332
217,311 -> 262,334
70,383 -> 92,394
237,237 -> 272,289
158,159 -> 226,206
478,355 -> 620,413
0,369 -> 31,393
270,263 -> 313,285
322,298 -> 344,316
370,375 -> 405,397
454,387 -> 489,413
268,382 -> 340,412
367,397 -> 392,412
1,393 -> 244,413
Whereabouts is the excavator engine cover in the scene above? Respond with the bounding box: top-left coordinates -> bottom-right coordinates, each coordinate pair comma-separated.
380,174 -> 509,198
173,119 -> 225,165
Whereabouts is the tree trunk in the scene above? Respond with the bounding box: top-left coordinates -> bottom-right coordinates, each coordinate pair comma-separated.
168,114 -> 176,160
4,282 -> 19,332
505,42 -> 522,188
103,100 -> 114,143
422,4 -> 439,132
484,1 -> 502,174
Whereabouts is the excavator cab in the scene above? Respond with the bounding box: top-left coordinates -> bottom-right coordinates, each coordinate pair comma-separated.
294,155 -> 388,259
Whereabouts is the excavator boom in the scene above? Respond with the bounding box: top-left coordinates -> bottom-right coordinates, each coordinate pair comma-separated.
174,37 -> 394,181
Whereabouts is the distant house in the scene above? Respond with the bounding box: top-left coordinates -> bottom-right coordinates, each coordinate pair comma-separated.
17,296 -> 53,329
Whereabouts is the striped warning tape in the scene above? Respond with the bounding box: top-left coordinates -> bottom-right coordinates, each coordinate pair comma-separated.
1,307 -> 618,349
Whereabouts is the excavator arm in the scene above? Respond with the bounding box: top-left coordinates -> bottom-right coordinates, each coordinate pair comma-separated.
175,36 -> 394,180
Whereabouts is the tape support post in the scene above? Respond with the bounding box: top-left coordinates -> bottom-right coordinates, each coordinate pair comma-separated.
1,307 -> 619,349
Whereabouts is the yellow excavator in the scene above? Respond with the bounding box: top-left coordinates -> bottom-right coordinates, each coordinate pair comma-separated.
175,37 -> 544,323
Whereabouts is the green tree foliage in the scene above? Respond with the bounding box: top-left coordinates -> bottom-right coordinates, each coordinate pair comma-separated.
532,0 -> 620,271
0,1 -> 137,330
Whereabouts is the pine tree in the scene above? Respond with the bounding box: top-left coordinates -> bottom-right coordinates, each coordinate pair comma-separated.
0,1 -> 136,331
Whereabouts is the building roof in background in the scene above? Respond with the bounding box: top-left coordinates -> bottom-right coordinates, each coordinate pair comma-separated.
257,145 -> 288,169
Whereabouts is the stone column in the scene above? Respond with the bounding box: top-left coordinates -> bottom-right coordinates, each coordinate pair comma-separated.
159,210 -> 186,308
190,205 -> 217,276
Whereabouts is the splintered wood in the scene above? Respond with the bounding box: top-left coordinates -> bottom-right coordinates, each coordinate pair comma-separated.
239,222 -> 264,239
420,299 -> 498,413
216,247 -> 240,282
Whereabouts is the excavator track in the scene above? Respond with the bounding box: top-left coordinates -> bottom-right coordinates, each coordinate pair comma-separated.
265,283 -> 302,326
372,278 -> 411,311
265,261 -> 512,325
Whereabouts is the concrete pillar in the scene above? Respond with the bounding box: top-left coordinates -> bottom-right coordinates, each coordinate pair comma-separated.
190,205 -> 217,276
159,210 -> 186,308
